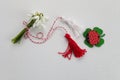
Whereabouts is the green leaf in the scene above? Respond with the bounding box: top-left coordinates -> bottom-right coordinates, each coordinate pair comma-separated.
83,28 -> 91,37
100,34 -> 105,37
11,28 -> 26,44
84,40 -> 93,48
95,38 -> 104,47
93,27 -> 103,35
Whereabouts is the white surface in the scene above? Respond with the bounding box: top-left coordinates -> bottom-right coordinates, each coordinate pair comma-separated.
0,0 -> 120,80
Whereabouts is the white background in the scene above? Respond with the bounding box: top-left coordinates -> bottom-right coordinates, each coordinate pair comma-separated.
0,0 -> 120,80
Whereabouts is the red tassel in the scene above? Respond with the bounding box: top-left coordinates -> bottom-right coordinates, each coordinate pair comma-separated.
59,33 -> 87,60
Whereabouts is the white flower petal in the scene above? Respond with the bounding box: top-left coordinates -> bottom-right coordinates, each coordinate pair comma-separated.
41,24 -> 46,28
40,16 -> 48,23
37,24 -> 45,30
35,20 -> 41,27
44,16 -> 49,22
32,23 -> 36,28
35,19 -> 39,24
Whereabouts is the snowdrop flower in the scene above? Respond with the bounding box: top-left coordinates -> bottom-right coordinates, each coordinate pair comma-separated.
11,11 -> 48,44
28,11 -> 48,30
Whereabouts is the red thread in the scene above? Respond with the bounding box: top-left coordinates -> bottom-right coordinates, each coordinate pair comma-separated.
23,17 -> 87,60
59,34 -> 86,60
23,17 -> 67,44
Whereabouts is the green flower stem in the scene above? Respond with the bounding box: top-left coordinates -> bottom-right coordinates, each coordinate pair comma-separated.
11,19 -> 36,44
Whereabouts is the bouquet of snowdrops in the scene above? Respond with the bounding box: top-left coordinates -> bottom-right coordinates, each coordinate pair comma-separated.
11,11 -> 48,44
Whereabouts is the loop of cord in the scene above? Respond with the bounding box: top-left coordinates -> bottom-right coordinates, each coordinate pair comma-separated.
23,17 -> 87,60
23,17 -> 68,44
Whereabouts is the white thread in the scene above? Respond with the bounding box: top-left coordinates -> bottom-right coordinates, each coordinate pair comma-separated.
60,17 -> 83,38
